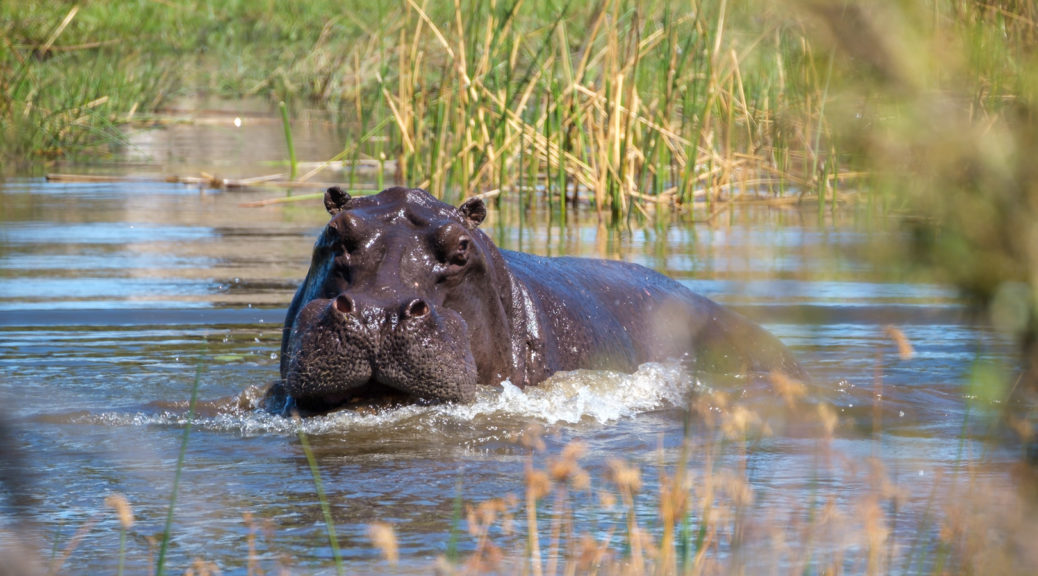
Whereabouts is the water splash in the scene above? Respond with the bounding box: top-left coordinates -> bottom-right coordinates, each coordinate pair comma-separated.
75,361 -> 698,435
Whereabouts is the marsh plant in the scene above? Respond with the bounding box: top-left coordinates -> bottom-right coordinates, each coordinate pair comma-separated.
1,0 -> 877,203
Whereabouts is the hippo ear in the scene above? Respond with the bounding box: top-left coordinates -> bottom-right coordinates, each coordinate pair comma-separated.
324,186 -> 351,215
458,197 -> 487,229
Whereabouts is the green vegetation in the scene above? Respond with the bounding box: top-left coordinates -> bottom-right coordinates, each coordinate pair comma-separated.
2,0 -> 845,202
804,2 -> 1038,426
296,418 -> 346,575
156,362 -> 203,576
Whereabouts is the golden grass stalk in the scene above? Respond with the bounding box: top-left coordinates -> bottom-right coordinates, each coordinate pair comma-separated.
104,494 -> 134,576
367,522 -> 399,565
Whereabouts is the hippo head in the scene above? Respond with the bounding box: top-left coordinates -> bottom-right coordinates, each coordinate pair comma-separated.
277,186 -> 495,412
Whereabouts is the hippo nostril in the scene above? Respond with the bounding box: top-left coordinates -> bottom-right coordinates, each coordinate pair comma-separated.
334,294 -> 354,315
405,299 -> 429,318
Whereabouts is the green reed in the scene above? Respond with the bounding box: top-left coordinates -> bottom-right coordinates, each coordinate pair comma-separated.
295,418 -> 345,575
279,101 -> 298,181
2,0 -> 834,212
155,362 -> 204,576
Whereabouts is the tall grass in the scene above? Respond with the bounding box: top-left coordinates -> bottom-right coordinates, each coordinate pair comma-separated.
42,334 -> 1032,575
69,410 -> 1037,575
430,379 -> 1037,576
2,0 -> 834,208
363,0 -> 835,215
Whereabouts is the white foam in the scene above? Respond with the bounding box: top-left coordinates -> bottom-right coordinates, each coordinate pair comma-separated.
80,361 -> 698,435
458,361 -> 695,424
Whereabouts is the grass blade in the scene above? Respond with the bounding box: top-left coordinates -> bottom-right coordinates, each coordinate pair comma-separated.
295,416 -> 345,575
155,361 -> 204,576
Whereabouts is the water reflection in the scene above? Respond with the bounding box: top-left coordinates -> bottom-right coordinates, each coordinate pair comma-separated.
121,96 -> 346,180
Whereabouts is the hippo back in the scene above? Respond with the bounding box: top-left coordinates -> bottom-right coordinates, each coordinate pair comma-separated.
502,251 -> 804,381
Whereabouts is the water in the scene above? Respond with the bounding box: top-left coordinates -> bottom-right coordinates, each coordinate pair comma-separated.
0,152 -> 1029,572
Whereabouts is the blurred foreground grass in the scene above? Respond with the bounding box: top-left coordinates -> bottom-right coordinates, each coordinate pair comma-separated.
28,380 -> 1038,575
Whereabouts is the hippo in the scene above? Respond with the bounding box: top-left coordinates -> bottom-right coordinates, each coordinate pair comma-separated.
265,186 -> 804,414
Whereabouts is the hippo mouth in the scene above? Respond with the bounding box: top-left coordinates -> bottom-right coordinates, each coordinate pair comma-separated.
282,361 -> 461,415
278,379 -> 425,416
276,296 -> 479,414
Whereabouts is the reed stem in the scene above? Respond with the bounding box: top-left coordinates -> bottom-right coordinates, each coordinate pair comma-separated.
279,101 -> 297,181
155,362 -> 204,576
295,418 -> 345,575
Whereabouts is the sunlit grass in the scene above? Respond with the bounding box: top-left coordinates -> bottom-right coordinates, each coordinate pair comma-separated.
2,0 -> 840,204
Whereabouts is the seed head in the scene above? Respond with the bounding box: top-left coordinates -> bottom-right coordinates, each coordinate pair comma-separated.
368,521 -> 399,565
525,469 -> 552,502
606,459 -> 642,494
104,493 -> 134,529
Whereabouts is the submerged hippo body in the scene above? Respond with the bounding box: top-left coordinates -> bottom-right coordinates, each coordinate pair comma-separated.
267,186 -> 803,414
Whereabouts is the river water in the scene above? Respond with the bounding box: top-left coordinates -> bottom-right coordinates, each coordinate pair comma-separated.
0,112 -> 1032,574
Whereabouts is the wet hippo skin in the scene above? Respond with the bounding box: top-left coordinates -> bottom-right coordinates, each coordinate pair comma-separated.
265,186 -> 804,414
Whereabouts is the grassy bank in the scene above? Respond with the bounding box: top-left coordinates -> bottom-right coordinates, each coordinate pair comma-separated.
3,0 -> 847,204
3,2 -> 1034,209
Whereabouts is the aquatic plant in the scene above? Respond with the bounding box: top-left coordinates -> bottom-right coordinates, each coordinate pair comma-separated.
155,362 -> 204,576
295,414 -> 346,576
1,0 -> 834,206
425,371 -> 1037,575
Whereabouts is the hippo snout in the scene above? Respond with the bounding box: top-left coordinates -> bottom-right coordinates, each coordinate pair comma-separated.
282,293 -> 478,409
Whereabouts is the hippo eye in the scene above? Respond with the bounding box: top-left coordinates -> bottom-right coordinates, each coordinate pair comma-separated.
332,253 -> 351,279
328,213 -> 365,254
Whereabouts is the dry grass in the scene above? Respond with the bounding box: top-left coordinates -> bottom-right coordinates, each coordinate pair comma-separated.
426,392 -> 1037,575
335,0 -> 842,213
